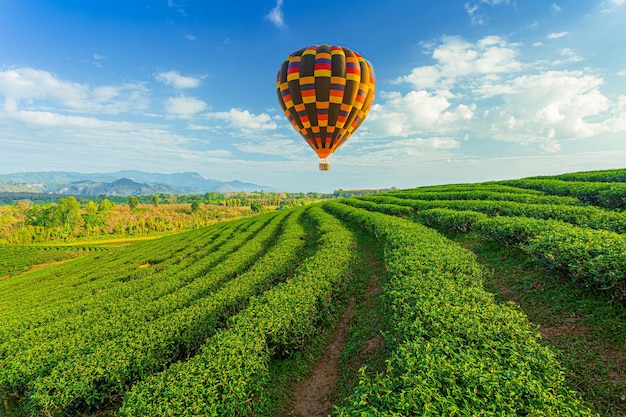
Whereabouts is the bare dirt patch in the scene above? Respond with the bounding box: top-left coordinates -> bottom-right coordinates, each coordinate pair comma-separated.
288,268 -> 385,417
288,298 -> 356,417
539,314 -> 584,340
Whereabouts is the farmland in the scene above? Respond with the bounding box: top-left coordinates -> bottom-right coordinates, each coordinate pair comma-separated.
1,169 -> 625,416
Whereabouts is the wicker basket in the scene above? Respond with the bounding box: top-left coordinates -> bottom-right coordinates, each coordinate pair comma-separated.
319,161 -> 330,171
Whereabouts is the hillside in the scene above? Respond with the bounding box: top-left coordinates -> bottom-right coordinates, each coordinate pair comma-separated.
1,169 -> 625,416
0,170 -> 271,195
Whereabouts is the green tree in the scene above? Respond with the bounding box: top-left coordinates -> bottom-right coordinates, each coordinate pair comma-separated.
250,202 -> 264,213
152,195 -> 159,207
24,205 -> 59,228
128,196 -> 139,210
83,200 -> 99,214
190,201 -> 200,213
98,199 -> 115,212
58,196 -> 81,229
82,201 -> 103,230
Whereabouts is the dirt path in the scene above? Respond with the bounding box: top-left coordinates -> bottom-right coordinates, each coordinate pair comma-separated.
289,297 -> 356,417
287,225 -> 386,417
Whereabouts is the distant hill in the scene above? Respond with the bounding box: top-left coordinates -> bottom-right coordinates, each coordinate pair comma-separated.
0,171 -> 272,196
56,178 -> 179,197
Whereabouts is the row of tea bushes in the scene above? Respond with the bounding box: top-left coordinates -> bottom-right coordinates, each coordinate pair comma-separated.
119,205 -> 357,416
326,201 -> 594,416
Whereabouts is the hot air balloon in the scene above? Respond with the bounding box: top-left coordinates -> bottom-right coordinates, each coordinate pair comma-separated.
276,44 -> 375,170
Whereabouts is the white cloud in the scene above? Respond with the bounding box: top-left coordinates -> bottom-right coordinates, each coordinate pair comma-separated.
379,35 -> 626,156
617,70 -> 626,76
266,0 -> 286,29
464,0 -> 513,26
165,96 -> 208,118
206,108 -> 277,130
547,31 -> 569,39
234,137 -> 303,158
341,136 -> 462,167
366,90 -> 475,138
13,110 -> 125,128
395,35 -> 522,90
480,0 -> 511,5
552,48 -> 583,65
540,140 -> 561,153
550,3 -> 562,14
394,66 -> 440,90
483,70 -> 613,143
600,0 -> 625,14
187,123 -> 211,130
465,3 -> 486,26
184,34 -> 196,41
155,70 -> 202,89
0,67 -> 148,114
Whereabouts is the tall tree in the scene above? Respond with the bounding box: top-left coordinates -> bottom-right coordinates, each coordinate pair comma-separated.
128,196 -> 139,210
58,196 -> 80,229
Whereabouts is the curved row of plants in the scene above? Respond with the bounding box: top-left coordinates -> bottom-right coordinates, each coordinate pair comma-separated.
0,214 -> 261,343
499,178 -> 626,209
325,201 -> 594,416
530,168 -> 626,183
357,194 -> 626,233
0,220 -> 229,306
388,188 -> 580,205
0,245 -> 101,280
1,209 -> 307,415
343,197 -> 626,299
417,208 -> 626,299
118,205 -> 357,416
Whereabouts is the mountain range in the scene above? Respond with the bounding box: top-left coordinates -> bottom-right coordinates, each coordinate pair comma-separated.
0,171 -> 272,196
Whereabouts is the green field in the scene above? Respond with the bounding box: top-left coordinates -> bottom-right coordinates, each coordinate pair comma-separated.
1,169 -> 625,416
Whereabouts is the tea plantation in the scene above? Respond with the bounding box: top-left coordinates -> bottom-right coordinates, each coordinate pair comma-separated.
1,169 -> 625,416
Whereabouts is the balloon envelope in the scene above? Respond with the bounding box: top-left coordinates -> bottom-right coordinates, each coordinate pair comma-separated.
276,44 -> 375,167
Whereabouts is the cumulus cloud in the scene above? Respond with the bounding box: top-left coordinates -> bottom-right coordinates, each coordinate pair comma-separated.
206,108 -> 277,130
266,0 -> 286,29
395,35 -> 522,91
0,67 -> 147,113
155,70 -> 202,89
367,90 -> 475,138
483,70 -> 612,143
552,48 -> 583,65
367,34 -> 626,156
165,96 -> 208,118
551,3 -> 562,14
547,31 -> 569,39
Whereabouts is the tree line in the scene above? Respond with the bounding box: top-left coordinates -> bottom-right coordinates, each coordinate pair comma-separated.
0,191 -> 339,244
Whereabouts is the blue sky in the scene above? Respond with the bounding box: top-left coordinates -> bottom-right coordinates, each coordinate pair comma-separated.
1,1 -> 625,192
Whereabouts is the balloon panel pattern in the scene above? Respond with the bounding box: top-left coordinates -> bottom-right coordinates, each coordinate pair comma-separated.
276,44 -> 375,159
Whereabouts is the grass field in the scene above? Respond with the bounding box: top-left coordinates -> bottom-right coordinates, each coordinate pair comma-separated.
1,169 -> 625,416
